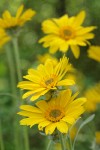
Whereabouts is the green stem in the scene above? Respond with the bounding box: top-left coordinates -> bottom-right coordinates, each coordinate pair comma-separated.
12,37 -> 22,82
5,44 -> 20,150
0,120 -> 4,150
58,131 -> 66,150
47,140 -> 53,150
0,93 -> 17,99
12,37 -> 30,150
5,45 -> 17,104
67,134 -> 73,150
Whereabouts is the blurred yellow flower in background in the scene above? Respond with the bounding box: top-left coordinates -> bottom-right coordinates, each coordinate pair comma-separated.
84,83 -> 100,112
37,53 -> 58,65
88,46 -> 100,62
0,5 -> 36,29
39,11 -> 96,58
70,126 -> 77,140
96,131 -> 100,144
18,89 -> 86,135
18,56 -> 75,101
0,28 -> 10,47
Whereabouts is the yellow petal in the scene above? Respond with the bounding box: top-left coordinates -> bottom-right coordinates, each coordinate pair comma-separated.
77,26 -> 97,35
74,11 -> 86,26
45,123 -> 57,135
20,9 -> 36,20
22,91 -> 34,99
18,111 -> 43,118
23,75 -> 40,83
20,118 -> 45,127
36,100 -> 48,112
57,121 -> 68,133
38,120 -> 51,130
2,11 -> 12,19
45,59 -> 54,74
57,79 -> 75,86
30,89 -> 49,101
70,45 -> 80,58
49,45 -> 59,54
70,91 -> 79,102
16,5 -> 24,18
62,116 -> 75,124
66,107 -> 85,118
70,97 -> 87,107
41,19 -> 59,34
57,89 -> 72,107
19,105 -> 42,113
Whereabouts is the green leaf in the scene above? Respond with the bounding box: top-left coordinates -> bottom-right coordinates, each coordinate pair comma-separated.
72,114 -> 95,150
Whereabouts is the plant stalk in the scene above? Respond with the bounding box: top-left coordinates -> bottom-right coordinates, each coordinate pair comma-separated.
47,140 -> 53,150
0,120 -> 4,150
5,44 -> 20,150
12,37 -> 30,150
58,131 -> 66,150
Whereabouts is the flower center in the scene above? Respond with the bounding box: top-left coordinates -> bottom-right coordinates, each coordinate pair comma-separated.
50,109 -> 61,118
60,26 -> 75,40
40,74 -> 58,88
45,106 -> 65,122
45,78 -> 54,85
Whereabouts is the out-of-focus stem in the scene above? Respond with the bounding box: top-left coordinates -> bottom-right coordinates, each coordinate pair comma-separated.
5,45 -> 17,104
5,44 -> 20,150
47,140 -> 53,150
0,120 -> 4,150
12,37 -> 30,150
58,131 -> 66,150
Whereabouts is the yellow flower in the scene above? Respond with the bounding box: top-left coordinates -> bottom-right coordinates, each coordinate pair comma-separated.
18,56 -> 75,101
0,28 -> 11,47
96,131 -> 100,144
84,83 -> 100,112
37,53 -> 58,65
88,46 -> 100,62
39,11 -> 96,58
18,89 -> 86,135
0,5 -> 36,29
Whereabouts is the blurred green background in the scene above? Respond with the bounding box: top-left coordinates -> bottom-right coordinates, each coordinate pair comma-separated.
0,0 -> 100,150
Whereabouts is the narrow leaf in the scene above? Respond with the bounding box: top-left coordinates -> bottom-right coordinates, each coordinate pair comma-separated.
72,114 -> 95,150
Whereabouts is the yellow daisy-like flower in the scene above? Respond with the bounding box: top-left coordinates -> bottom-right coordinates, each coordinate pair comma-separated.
18,89 -> 86,135
88,46 -> 100,62
18,56 -> 75,101
84,83 -> 100,112
0,28 -> 11,47
0,5 -> 36,29
39,11 -> 96,58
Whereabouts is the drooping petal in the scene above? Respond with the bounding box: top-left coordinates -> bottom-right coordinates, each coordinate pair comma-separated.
45,123 -> 57,135
56,121 -> 68,133
38,120 -> 51,131
70,45 -> 80,59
